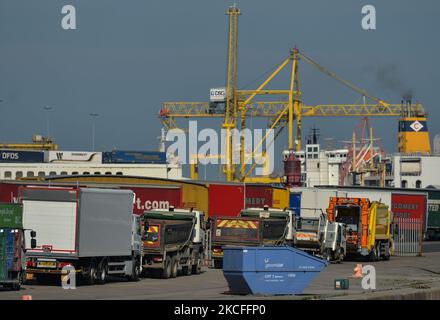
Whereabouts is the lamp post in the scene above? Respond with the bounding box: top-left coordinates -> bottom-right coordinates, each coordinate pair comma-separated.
89,113 -> 99,151
43,106 -> 53,138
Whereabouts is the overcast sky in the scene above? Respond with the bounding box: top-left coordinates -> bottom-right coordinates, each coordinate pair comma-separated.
0,0 -> 439,177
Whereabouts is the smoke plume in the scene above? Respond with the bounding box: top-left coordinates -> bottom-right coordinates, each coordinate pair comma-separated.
375,64 -> 414,100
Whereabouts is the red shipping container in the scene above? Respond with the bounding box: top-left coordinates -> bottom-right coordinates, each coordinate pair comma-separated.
391,193 -> 427,222
123,186 -> 182,215
1,182 -> 182,215
0,182 -> 20,203
245,185 -> 273,208
208,184 -> 245,217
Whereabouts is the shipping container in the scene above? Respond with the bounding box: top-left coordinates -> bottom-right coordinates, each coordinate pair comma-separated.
0,203 -> 23,228
391,193 -> 427,226
0,181 -> 182,216
245,185 -> 273,208
272,187 -> 290,210
127,185 -> 182,215
0,150 -> 44,163
44,151 -> 102,163
0,182 -> 20,203
36,175 -> 210,217
102,151 -> 166,164
427,189 -> 440,239
290,192 -> 301,217
208,184 -> 245,217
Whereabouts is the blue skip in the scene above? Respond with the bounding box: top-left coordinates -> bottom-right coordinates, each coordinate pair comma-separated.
223,246 -> 328,295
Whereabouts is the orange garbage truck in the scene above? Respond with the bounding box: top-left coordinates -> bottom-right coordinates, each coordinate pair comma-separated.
326,197 -> 392,261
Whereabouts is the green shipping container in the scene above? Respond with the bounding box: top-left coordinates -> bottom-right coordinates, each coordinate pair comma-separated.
427,190 -> 440,231
0,203 -> 23,229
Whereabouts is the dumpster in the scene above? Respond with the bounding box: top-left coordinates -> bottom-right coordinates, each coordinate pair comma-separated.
222,246 -> 328,295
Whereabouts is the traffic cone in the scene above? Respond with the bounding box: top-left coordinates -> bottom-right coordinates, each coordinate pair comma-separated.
353,264 -> 363,278
22,295 -> 32,300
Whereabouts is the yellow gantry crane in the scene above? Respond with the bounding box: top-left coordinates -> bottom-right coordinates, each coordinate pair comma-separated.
158,5 -> 430,182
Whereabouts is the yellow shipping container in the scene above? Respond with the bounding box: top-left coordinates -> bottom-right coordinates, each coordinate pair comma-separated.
272,187 -> 290,210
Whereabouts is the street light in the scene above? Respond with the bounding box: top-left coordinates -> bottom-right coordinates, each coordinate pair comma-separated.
43,106 -> 53,138
89,113 -> 99,151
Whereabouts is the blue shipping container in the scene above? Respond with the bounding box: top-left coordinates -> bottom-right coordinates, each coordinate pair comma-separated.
290,192 -> 301,217
102,151 -> 166,164
0,150 -> 44,163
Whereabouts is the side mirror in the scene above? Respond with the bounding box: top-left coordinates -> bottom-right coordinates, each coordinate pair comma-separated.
30,230 -> 37,238
31,238 -> 37,249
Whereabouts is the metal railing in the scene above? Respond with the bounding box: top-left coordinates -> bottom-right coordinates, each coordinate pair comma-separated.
392,217 -> 423,257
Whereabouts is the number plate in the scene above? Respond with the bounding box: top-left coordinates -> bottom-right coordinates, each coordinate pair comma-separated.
37,261 -> 57,268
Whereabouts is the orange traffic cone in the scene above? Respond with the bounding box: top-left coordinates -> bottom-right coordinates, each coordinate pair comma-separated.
22,295 -> 32,300
353,264 -> 363,278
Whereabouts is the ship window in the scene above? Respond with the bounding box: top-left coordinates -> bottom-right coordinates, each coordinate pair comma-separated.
16,171 -> 23,179
116,172 -> 123,176
83,172 -> 90,175
38,171 -> 45,177
313,147 -> 318,152
402,180 -> 407,188
72,171 -> 79,175
60,171 -> 68,175
416,180 -> 422,189
94,172 -> 101,175
4,171 -> 12,179
26,171 -> 35,177
105,172 -> 112,175
49,171 -> 57,176
313,154 -> 318,159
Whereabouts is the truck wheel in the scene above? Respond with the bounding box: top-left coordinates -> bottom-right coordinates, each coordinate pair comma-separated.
192,259 -> 202,275
369,246 -> 378,262
182,265 -> 192,276
128,260 -> 141,282
96,261 -> 107,285
383,243 -> 391,261
161,256 -> 171,279
87,262 -> 97,285
170,256 -> 178,278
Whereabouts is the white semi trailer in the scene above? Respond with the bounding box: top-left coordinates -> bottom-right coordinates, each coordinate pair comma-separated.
21,186 -> 142,285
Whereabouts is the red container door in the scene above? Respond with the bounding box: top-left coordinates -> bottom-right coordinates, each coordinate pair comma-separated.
245,185 -> 273,208
209,184 -> 245,217
126,186 -> 182,215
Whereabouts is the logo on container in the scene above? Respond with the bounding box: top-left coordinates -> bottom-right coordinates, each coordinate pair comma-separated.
136,198 -> 170,211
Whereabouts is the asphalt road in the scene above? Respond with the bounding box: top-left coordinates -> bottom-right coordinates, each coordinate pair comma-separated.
1,250 -> 440,300
423,241 -> 440,253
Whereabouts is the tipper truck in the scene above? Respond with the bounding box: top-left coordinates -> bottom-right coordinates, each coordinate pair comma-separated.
0,203 -> 36,290
21,187 -> 142,285
326,197 -> 392,261
210,206 -> 296,269
141,207 -> 206,279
